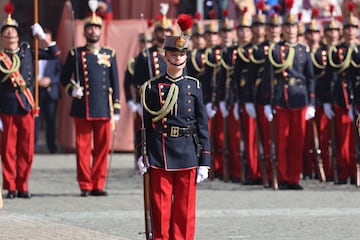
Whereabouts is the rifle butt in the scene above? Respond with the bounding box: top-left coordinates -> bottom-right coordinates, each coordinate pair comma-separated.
356,164 -> 360,187
143,173 -> 153,239
223,118 -> 230,182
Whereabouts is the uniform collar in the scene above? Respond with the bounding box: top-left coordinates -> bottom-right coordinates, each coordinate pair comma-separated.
165,73 -> 185,82
284,41 -> 298,47
4,47 -> 20,55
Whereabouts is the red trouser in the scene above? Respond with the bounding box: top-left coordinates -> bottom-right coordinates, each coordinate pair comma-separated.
256,105 -> 273,181
315,107 -> 332,178
240,104 -> 259,180
210,104 -> 241,179
74,117 -> 110,191
274,107 -> 306,184
150,168 -> 197,240
333,105 -> 354,180
1,113 -> 34,192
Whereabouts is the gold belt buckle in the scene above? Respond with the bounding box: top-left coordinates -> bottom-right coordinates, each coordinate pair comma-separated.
170,126 -> 179,137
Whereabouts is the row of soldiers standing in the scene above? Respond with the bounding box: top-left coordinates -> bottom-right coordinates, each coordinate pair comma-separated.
125,2 -> 360,190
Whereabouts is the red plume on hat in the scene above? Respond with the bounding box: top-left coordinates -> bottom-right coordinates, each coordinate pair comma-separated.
209,9 -> 217,19
195,12 -> 202,21
256,0 -> 265,12
4,2 -> 14,15
312,8 -> 319,19
329,4 -> 334,16
297,12 -> 302,22
273,4 -> 281,14
177,14 -> 193,32
347,1 -> 355,13
223,9 -> 229,18
242,6 -> 248,15
285,0 -> 294,13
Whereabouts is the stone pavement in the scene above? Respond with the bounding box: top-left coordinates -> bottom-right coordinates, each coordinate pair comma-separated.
1,153 -> 360,240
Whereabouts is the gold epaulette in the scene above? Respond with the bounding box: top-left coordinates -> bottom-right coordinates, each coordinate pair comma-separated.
103,46 -> 116,57
127,58 -> 135,75
186,75 -> 200,89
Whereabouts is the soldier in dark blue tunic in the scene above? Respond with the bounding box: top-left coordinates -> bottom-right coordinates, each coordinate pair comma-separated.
0,3 -> 60,199
60,10 -> 120,197
136,34 -> 211,240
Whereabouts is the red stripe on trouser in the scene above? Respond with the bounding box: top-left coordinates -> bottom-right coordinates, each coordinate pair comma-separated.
256,105 -> 273,180
1,113 -> 34,192
150,168 -> 197,240
240,105 -> 259,180
315,107 -> 332,178
74,117 -> 110,191
274,107 -> 306,184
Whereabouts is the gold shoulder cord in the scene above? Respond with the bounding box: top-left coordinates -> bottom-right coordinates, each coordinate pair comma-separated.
0,52 -> 21,82
237,46 -> 250,63
311,49 -> 325,70
357,113 -> 360,136
141,81 -> 179,122
328,45 -> 353,74
268,45 -> 295,73
191,49 -> 204,73
351,46 -> 360,68
205,48 -> 220,68
250,45 -> 265,64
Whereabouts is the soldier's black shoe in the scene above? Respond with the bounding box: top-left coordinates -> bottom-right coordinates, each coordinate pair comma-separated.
288,183 -> 303,190
90,190 -> 108,196
230,177 -> 241,183
337,179 -> 348,185
326,176 -> 334,182
17,191 -> 31,198
278,182 -> 288,190
7,191 -> 16,199
80,190 -> 90,197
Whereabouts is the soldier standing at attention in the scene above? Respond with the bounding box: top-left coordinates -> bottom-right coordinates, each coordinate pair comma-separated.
323,2 -> 359,184
0,2 -> 60,199
60,2 -> 120,197
136,17 -> 211,239
247,4 -> 283,185
262,0 -> 316,190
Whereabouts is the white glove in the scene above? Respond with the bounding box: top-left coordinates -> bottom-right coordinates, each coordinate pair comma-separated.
0,118 -> 3,132
305,105 -> 316,120
127,100 -> 137,112
323,103 -> 335,119
245,103 -> 256,118
137,155 -> 149,175
206,103 -> 216,119
349,107 -> 354,121
31,23 -> 46,40
219,101 -> 229,118
71,87 -> 84,98
233,103 -> 239,120
114,114 -> 120,121
264,105 -> 273,122
196,166 -> 209,183
136,103 -> 143,117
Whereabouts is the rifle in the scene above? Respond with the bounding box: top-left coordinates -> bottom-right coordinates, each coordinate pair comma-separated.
140,13 -> 153,240
329,117 -> 339,184
238,105 -> 247,184
354,111 -> 360,187
268,47 -> 278,190
256,117 -> 269,187
311,119 -> 326,182
208,49 -> 220,180
222,68 -> 231,182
